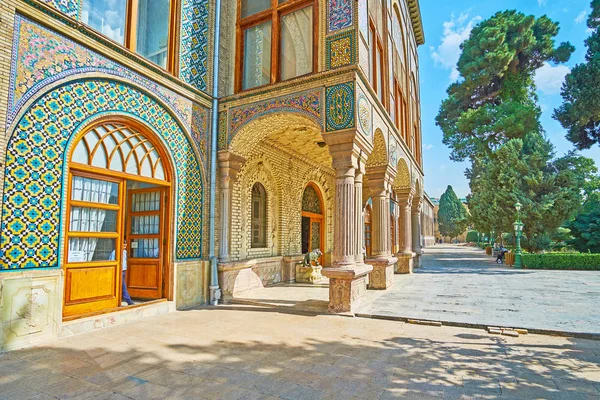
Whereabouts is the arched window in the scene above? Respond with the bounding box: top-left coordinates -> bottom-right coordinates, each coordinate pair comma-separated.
251,183 -> 267,248
364,203 -> 373,257
71,121 -> 167,180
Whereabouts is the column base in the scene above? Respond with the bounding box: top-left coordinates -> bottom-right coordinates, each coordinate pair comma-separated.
365,256 -> 397,290
413,250 -> 423,269
322,264 -> 373,314
395,252 -> 415,274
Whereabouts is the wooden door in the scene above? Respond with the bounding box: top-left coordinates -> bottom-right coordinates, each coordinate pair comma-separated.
301,214 -> 324,265
365,205 -> 372,257
126,187 -> 166,299
63,173 -> 124,318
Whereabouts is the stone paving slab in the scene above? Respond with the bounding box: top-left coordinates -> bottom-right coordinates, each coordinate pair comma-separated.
1,307 -> 600,399
358,245 -> 600,336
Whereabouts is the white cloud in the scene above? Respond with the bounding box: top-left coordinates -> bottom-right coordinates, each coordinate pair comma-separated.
424,144 -> 434,150
538,0 -> 548,6
430,12 -> 482,82
534,62 -> 571,95
575,10 -> 588,24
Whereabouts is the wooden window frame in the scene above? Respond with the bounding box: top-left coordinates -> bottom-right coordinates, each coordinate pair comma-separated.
83,0 -> 180,74
251,182 -> 268,248
235,0 -> 319,93
369,17 -> 387,107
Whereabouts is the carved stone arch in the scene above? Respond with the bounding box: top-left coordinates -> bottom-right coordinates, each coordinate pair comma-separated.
392,158 -> 411,190
367,129 -> 388,168
300,170 -> 335,255
7,72 -> 209,181
0,79 -> 204,270
228,112 -> 323,159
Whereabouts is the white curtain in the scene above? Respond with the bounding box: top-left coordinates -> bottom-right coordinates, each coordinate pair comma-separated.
69,177 -> 112,261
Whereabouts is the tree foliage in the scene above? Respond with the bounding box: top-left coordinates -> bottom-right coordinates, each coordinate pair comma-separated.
467,133 -> 597,252
567,189 -> 600,253
438,186 -> 469,239
436,10 -> 574,161
554,0 -> 600,149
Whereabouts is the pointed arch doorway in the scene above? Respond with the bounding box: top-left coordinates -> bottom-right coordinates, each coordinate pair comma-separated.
63,118 -> 172,319
301,183 -> 324,265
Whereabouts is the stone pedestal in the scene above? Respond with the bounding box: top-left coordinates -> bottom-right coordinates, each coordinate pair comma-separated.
366,256 -> 397,289
295,265 -> 323,284
322,264 -> 373,314
283,255 -> 304,282
395,252 -> 415,274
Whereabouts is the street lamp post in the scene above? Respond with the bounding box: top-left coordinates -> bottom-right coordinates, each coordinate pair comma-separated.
514,202 -> 524,268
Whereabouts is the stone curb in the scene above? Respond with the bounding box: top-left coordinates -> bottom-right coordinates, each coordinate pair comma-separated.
354,313 -> 600,341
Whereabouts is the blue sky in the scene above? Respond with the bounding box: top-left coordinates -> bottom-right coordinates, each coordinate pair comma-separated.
419,0 -> 600,199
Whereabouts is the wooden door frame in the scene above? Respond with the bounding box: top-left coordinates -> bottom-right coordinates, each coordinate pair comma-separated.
301,182 -> 325,264
63,117 -> 175,320
125,186 -> 169,299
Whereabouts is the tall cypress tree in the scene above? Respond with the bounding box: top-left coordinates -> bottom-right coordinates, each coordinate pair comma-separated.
555,0 -> 600,149
438,186 -> 469,240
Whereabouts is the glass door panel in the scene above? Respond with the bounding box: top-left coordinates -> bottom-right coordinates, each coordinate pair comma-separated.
64,173 -> 123,318
127,187 -> 165,299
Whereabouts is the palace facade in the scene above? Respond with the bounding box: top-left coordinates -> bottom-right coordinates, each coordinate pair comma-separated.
0,0 -> 427,350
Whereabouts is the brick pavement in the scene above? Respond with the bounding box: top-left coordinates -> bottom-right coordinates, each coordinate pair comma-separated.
1,307 -> 599,399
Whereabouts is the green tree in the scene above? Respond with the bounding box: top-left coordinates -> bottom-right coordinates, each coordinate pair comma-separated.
554,0 -> 600,149
438,186 -> 469,239
567,197 -> 600,253
467,133 -> 597,252
436,10 -> 573,161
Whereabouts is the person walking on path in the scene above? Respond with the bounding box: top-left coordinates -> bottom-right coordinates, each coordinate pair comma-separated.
110,240 -> 134,306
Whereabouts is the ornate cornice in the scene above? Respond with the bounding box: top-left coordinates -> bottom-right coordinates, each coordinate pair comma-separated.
408,0 -> 425,46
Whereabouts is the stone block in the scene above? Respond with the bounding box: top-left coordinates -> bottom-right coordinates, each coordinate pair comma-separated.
0,270 -> 62,351
175,260 -> 208,310
295,265 -> 323,284
395,253 -> 414,274
366,257 -> 397,290
282,255 -> 304,282
502,329 -> 519,337
514,328 -> 528,335
219,257 -> 284,299
323,264 -> 372,314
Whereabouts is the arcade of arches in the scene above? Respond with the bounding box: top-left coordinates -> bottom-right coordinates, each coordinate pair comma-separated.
216,115 -> 425,313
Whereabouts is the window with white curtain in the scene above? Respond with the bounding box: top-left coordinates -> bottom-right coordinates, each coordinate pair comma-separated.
68,176 -> 119,262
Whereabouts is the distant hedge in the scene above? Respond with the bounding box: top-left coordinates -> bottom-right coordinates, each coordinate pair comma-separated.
521,254 -> 600,270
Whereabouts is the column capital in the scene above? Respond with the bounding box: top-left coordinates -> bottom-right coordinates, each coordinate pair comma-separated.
324,130 -> 372,173
412,196 -> 423,214
366,164 -> 395,197
395,187 -> 415,206
217,150 -> 245,183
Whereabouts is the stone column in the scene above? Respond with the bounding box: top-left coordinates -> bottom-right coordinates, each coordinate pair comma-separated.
354,161 -> 366,265
217,151 -> 245,263
322,133 -> 373,314
394,188 -> 415,274
412,196 -> 423,268
365,165 -> 397,290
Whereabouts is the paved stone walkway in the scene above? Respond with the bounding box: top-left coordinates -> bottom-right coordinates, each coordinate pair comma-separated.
358,245 -> 600,336
1,307 -> 599,399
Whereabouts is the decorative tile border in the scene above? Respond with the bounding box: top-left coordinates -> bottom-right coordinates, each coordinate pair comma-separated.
38,0 -> 79,18
179,0 -> 210,91
326,82 -> 355,132
0,80 -> 204,269
225,89 -> 324,147
328,0 -> 353,32
357,92 -> 371,137
326,30 -> 356,70
8,16 -> 193,132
